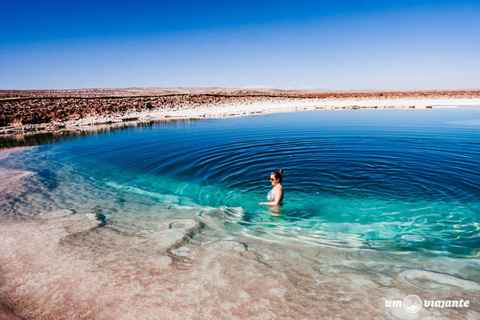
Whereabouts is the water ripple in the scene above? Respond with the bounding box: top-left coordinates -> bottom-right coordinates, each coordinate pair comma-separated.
4,109 -> 480,257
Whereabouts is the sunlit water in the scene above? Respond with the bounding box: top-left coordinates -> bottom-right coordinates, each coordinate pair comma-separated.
1,108 -> 480,258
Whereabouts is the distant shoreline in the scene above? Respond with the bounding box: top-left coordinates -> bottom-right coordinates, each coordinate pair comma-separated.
1,88 -> 480,137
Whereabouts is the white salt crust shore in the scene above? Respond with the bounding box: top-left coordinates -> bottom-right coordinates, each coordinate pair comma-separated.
2,97 -> 480,136
0,148 -> 480,319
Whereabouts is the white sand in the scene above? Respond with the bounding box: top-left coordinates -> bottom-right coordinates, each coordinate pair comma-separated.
73,97 -> 480,126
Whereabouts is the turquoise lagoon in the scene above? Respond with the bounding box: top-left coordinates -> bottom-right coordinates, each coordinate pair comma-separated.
1,107 -> 480,258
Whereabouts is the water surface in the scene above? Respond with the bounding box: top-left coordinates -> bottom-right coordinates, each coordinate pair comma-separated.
2,107 -> 480,258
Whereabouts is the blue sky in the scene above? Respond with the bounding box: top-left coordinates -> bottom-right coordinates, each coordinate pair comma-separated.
1,0 -> 479,90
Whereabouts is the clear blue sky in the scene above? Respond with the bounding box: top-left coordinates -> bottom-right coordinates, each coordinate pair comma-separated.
1,0 -> 479,90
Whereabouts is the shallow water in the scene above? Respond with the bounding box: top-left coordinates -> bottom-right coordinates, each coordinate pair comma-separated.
1,107 -> 480,259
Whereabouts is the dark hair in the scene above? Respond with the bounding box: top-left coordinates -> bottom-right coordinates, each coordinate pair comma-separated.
271,169 -> 284,182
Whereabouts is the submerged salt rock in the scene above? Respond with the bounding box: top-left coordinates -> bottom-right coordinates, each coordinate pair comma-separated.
150,229 -> 186,249
0,168 -> 33,196
150,219 -> 203,252
167,218 -> 202,233
203,240 -> 247,253
396,270 -> 480,292
41,209 -> 74,218
170,246 -> 195,258
84,213 -> 98,221
39,210 -> 105,238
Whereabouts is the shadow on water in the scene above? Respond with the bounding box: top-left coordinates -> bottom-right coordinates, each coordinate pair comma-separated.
0,119 -> 202,149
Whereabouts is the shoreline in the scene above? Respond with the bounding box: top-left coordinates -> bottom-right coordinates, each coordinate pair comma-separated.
2,97 -> 480,138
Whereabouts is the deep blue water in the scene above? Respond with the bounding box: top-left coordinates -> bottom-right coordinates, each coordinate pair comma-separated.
2,108 -> 480,257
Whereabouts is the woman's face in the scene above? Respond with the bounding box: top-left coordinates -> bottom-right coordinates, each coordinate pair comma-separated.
270,174 -> 278,185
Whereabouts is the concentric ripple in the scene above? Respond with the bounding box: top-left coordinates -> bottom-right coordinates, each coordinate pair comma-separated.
1,108 -> 480,257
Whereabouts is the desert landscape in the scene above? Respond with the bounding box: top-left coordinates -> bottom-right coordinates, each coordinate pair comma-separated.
2,88 -> 480,137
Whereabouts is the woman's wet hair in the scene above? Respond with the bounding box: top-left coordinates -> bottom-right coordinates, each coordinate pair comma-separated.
271,169 -> 284,182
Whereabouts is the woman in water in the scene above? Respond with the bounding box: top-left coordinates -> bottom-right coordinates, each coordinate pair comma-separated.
259,170 -> 284,205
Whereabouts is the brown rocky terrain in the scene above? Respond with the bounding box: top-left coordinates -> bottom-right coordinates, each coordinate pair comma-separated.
1,88 -> 479,134
2,87 -> 480,99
